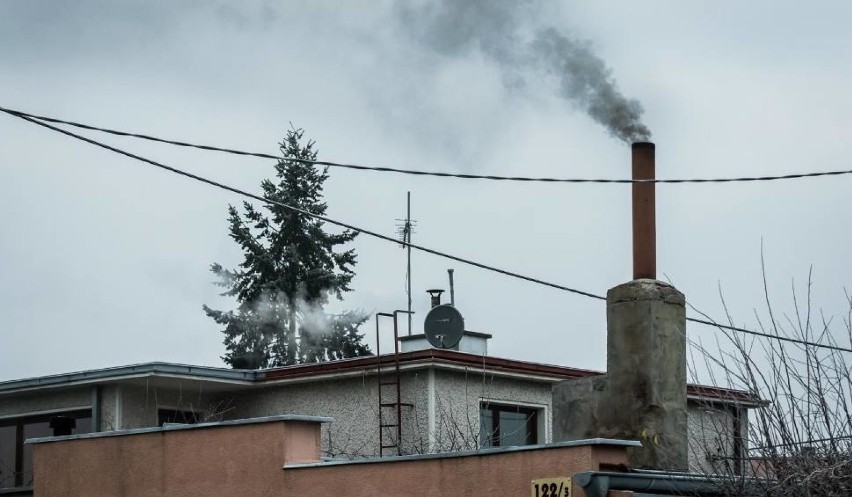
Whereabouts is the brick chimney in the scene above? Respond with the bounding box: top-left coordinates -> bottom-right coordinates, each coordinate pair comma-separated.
632,142 -> 656,280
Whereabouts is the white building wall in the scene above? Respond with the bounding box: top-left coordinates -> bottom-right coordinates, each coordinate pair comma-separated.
687,403 -> 748,473
84,382 -> 222,430
428,370 -> 553,452
222,372 -> 399,458
0,387 -> 92,420
215,368 -> 554,458
0,372 -> 751,469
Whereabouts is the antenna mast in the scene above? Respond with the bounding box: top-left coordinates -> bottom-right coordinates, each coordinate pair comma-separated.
396,192 -> 415,335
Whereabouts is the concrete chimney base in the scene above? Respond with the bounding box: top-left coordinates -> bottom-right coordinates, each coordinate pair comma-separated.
553,279 -> 687,471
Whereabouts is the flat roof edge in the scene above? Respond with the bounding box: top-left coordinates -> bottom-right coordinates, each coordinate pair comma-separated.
0,362 -> 258,393
284,438 -> 642,469
26,414 -> 332,445
686,393 -> 766,408
398,330 -> 493,341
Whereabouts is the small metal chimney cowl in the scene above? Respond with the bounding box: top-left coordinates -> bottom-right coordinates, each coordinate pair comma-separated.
426,289 -> 444,308
50,416 -> 76,437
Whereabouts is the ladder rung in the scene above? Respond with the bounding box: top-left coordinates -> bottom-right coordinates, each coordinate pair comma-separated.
379,381 -> 397,386
380,402 -> 412,408
380,423 -> 398,428
381,444 -> 399,449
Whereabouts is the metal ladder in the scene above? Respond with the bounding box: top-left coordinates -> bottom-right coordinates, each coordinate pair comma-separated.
375,310 -> 413,456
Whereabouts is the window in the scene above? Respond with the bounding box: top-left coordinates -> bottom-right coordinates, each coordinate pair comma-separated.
479,403 -> 539,448
0,410 -> 91,489
157,409 -> 200,426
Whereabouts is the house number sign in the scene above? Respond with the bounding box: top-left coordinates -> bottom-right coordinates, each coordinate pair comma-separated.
530,477 -> 571,497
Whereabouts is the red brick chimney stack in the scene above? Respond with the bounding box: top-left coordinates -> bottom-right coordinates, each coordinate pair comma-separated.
631,142 -> 656,280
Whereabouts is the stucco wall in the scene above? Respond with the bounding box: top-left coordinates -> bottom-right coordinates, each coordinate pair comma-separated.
687,403 -> 747,473
96,384 -> 220,430
425,370 -> 552,453
283,444 -> 630,497
0,387 -> 92,420
0,382 -> 222,431
31,418 -> 323,497
98,385 -> 117,431
32,420 -> 633,497
220,374 -> 404,457
212,368 -> 553,458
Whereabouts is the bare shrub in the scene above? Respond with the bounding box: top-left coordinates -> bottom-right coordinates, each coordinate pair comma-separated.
688,262 -> 852,496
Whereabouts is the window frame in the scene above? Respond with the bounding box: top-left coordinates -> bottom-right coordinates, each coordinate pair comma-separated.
479,401 -> 543,448
0,409 -> 92,489
157,407 -> 202,426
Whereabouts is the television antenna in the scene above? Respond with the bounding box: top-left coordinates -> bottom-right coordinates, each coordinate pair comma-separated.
395,192 -> 417,335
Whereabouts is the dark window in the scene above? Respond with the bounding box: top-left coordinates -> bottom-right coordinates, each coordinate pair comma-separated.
0,425 -> 16,489
0,410 -> 92,489
479,403 -> 539,448
157,409 -> 200,426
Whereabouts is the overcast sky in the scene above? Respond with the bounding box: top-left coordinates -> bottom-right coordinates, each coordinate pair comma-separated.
1,1 -> 851,381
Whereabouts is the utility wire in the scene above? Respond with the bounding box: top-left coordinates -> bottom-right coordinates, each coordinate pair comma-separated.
3,105 -> 852,185
4,108 -> 851,354
3,109 -> 605,301
749,435 -> 852,451
685,317 -> 852,353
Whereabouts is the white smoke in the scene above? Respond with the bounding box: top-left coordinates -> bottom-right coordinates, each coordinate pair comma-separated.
250,289 -> 364,337
395,0 -> 651,143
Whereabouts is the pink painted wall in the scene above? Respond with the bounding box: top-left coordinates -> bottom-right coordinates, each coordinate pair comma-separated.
284,445 -> 628,497
33,419 -> 630,497
32,420 -> 321,497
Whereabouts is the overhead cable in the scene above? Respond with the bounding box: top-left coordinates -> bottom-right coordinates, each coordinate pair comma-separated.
749,435 -> 852,451
3,109 -> 605,301
685,317 -> 852,353
3,108 -> 850,354
3,106 -> 852,184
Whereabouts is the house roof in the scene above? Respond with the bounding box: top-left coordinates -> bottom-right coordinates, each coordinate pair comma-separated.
0,362 -> 258,395
0,350 -> 763,406
261,349 -> 764,406
260,348 -> 598,382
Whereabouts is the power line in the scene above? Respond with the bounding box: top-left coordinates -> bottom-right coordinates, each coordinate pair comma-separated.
3,108 -> 851,355
749,435 -> 852,451
3,105 -> 852,185
3,109 -> 605,302
685,317 -> 852,353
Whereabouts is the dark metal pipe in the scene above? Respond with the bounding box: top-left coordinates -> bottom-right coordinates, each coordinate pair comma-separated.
576,470 -> 748,497
632,142 -> 656,280
49,416 -> 76,437
426,289 -> 444,308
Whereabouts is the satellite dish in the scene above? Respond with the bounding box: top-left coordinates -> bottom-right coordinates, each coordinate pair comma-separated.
424,304 -> 465,349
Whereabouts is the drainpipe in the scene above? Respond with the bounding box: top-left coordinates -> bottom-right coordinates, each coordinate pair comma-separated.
575,470 -> 753,497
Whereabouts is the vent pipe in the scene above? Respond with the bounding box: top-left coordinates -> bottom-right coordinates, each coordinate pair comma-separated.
50,416 -> 76,437
632,142 -> 656,280
447,269 -> 455,307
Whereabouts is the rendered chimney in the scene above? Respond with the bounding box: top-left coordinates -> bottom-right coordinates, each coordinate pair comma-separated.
552,141 -> 688,470
50,416 -> 76,437
632,142 -> 656,280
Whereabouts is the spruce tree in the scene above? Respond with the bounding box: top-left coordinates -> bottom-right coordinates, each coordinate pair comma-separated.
203,127 -> 371,369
